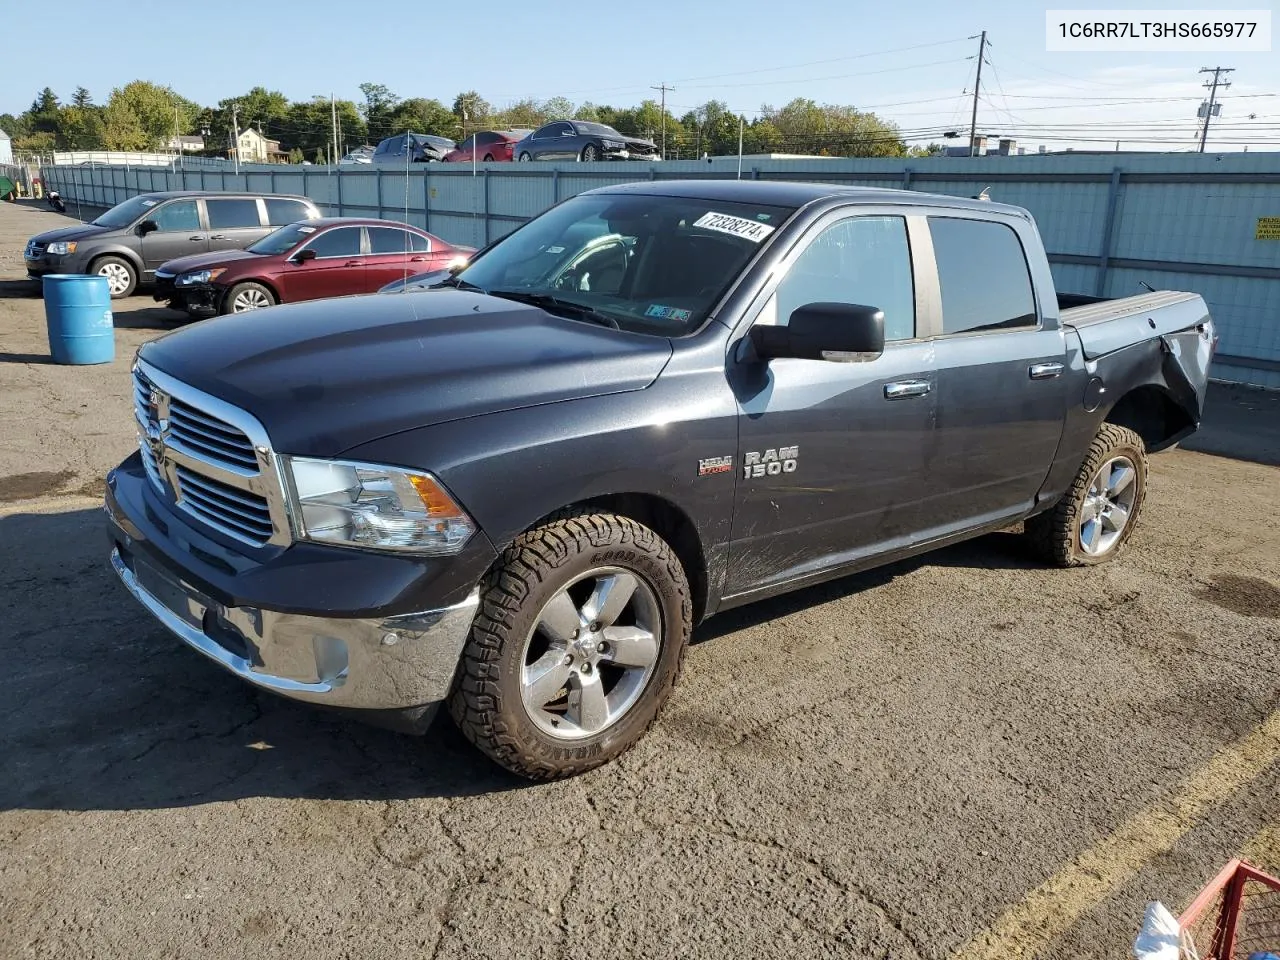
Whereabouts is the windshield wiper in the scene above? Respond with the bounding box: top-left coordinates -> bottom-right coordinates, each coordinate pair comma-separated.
432,274 -> 484,292
485,290 -> 621,329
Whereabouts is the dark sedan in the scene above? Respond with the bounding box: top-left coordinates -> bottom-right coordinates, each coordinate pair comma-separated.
513,121 -> 659,162
154,218 -> 465,318
370,133 -> 456,164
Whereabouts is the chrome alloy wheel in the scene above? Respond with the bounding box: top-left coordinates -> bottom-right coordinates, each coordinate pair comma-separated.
1079,455 -> 1138,556
520,567 -> 662,740
231,288 -> 271,312
98,262 -> 132,295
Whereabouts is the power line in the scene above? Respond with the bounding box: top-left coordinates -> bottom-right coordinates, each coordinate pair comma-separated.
968,31 -> 986,156
651,83 -> 674,158
1198,66 -> 1234,152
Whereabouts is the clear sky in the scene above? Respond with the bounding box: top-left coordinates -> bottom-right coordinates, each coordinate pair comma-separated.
2,0 -> 1277,152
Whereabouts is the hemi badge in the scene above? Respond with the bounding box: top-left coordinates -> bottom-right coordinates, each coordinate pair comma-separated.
698,456 -> 734,477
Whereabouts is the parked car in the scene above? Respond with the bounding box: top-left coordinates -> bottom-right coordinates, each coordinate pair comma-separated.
442,130 -> 529,163
340,145 -> 375,165
23,190 -> 321,299
513,121 -> 659,162
106,180 -> 1215,782
370,133 -> 455,165
153,217 -> 463,317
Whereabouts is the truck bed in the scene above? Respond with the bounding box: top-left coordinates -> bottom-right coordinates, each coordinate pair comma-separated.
1059,291 -> 1209,360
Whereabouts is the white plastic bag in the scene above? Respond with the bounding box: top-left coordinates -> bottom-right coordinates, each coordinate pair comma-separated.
1133,901 -> 1190,960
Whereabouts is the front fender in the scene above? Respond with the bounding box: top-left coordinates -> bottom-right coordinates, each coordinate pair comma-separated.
340,373 -> 740,613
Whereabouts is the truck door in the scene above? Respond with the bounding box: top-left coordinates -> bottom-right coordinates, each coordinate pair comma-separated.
922,214 -> 1069,532
726,212 -> 938,598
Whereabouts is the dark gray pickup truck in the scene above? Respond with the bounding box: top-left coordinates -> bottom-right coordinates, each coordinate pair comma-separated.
105,180 -> 1216,779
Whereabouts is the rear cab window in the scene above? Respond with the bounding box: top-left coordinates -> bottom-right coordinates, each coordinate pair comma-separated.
928,217 -> 1038,334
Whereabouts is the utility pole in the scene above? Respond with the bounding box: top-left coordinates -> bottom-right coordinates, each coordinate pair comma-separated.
651,83 -> 674,159
331,93 -> 339,166
968,30 -> 987,157
231,102 -> 240,175
1198,66 -> 1233,152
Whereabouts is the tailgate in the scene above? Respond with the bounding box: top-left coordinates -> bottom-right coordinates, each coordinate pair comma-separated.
1061,291 -> 1208,360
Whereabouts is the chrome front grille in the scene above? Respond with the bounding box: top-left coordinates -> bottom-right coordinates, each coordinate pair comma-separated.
167,397 -> 259,471
174,466 -> 274,542
132,360 -> 290,549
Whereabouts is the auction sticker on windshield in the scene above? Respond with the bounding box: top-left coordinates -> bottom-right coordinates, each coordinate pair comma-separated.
693,212 -> 776,243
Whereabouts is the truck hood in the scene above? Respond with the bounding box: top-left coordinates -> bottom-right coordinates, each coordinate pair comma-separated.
139,290 -> 673,457
31,222 -> 114,244
157,249 -> 259,276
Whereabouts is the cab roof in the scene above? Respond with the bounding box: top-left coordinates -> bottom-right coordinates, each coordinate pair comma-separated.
584,179 -> 1028,218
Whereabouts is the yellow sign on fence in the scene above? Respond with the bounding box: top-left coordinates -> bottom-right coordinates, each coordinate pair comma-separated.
1258,217 -> 1280,240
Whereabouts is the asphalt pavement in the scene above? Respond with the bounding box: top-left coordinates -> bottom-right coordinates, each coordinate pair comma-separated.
2,199 -> 1278,960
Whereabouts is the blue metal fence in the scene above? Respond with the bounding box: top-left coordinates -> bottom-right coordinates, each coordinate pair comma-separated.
40,153 -> 1280,387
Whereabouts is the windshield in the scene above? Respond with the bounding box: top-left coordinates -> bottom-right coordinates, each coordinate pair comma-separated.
575,123 -> 624,138
92,194 -> 164,229
455,193 -> 796,336
246,222 -> 318,256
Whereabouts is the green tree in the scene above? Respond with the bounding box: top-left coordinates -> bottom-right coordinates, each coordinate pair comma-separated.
28,87 -> 61,135
101,96 -> 148,150
208,87 -> 289,152
493,98 -> 547,130
757,98 -> 906,157
0,112 -> 30,138
71,86 -> 93,108
288,147 -> 304,164
359,82 -> 400,141
285,96 -> 365,155
542,97 -> 575,120
452,91 -> 491,125
313,148 -> 326,165
104,81 -> 201,150
56,106 -> 106,150
389,97 -> 455,138
573,102 -> 601,122
13,131 -> 56,158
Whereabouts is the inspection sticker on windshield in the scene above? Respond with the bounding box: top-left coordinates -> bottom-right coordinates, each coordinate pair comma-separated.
645,304 -> 692,322
693,211 -> 776,243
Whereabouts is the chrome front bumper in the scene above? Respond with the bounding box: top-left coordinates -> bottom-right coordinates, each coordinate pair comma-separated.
110,546 -> 478,721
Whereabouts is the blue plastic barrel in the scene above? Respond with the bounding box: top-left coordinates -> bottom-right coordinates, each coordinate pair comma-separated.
42,274 -> 115,365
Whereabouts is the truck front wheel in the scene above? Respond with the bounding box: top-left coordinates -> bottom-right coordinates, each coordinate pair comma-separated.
1024,423 -> 1148,567
449,511 -> 692,779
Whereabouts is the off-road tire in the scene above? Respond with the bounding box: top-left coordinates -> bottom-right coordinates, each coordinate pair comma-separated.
1024,423 -> 1148,567
91,255 -> 137,299
448,511 -> 692,780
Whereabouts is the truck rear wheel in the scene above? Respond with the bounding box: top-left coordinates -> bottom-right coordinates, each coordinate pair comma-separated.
1024,423 -> 1148,567
448,511 -> 692,780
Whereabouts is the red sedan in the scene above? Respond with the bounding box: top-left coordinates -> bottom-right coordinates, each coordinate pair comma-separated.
154,218 -> 468,318
442,130 -> 529,163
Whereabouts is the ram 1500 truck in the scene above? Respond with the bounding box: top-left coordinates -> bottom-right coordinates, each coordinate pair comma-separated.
105,181 -> 1216,779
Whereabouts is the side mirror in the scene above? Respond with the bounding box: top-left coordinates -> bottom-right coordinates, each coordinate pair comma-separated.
748,302 -> 885,362
292,248 -> 317,263
137,220 -> 158,235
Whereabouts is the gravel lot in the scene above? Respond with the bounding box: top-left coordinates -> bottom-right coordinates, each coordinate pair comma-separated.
2,199 -> 1279,960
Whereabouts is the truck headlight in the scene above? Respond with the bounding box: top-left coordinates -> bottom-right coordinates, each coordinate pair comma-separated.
46,241 -> 77,255
283,457 -> 476,555
176,268 -> 226,286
